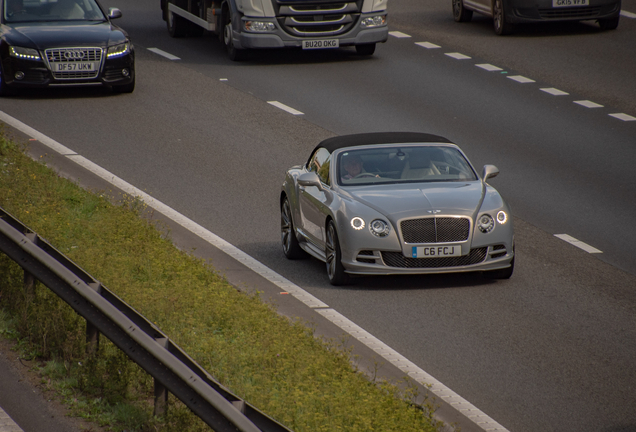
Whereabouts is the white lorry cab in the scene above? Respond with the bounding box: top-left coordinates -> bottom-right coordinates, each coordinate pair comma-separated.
160,0 -> 388,60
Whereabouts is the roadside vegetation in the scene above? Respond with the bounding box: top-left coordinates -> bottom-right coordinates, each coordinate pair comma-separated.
0,130 -> 445,432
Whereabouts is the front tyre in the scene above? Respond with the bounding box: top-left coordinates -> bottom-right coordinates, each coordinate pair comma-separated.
167,3 -> 188,38
112,76 -> 135,94
453,0 -> 473,22
281,197 -> 307,259
326,221 -> 350,286
223,8 -> 247,61
598,16 -> 619,30
484,256 -> 515,279
493,0 -> 513,35
355,43 -> 376,56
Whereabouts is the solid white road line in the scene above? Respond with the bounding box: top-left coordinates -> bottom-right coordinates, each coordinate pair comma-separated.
267,101 -> 304,116
554,234 -> 603,253
0,109 -> 511,432
574,100 -> 604,108
389,31 -> 411,38
445,52 -> 471,60
0,406 -> 23,432
620,10 -> 636,18
415,42 -> 441,49
507,75 -> 535,83
476,64 -> 503,71
147,48 -> 181,61
540,88 -> 569,96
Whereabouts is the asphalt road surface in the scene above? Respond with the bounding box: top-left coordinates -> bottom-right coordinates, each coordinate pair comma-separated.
1,1 -> 635,431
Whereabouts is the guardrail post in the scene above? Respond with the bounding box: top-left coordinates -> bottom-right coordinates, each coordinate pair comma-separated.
24,233 -> 37,299
154,379 -> 168,417
86,283 -> 102,355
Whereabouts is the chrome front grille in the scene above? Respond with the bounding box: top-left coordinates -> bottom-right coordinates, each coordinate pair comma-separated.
400,217 -> 470,244
277,1 -> 359,36
45,47 -> 103,80
381,248 -> 487,268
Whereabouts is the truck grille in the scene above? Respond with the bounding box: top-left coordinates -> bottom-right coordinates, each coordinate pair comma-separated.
276,0 -> 360,36
45,47 -> 103,80
400,217 -> 470,244
381,248 -> 487,268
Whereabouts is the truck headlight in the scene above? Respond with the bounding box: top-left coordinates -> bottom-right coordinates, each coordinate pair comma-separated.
244,21 -> 276,32
9,46 -> 41,61
361,15 -> 386,28
107,42 -> 130,58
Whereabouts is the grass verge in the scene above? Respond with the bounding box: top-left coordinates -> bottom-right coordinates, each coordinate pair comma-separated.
0,129 -> 446,432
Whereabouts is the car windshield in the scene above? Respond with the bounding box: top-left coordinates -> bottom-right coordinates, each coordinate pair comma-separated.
337,145 -> 478,186
4,0 -> 106,23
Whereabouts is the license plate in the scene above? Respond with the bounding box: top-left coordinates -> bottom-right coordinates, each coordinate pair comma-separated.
552,0 -> 588,7
412,245 -> 462,258
52,62 -> 99,72
302,39 -> 339,50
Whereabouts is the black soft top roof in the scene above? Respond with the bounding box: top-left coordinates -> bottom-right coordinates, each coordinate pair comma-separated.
312,132 -> 453,158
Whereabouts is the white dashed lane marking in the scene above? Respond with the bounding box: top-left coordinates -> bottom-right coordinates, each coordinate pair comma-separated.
574,100 -> 604,108
507,75 -> 535,83
620,10 -> 636,18
541,87 -> 569,96
445,52 -> 471,60
415,42 -> 440,49
267,101 -> 304,115
389,31 -> 411,38
476,63 -> 503,71
147,48 -> 180,60
555,234 -> 603,253
609,113 -> 636,121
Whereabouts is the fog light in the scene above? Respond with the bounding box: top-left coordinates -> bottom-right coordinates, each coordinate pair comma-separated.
122,68 -> 130,77
14,71 -> 25,80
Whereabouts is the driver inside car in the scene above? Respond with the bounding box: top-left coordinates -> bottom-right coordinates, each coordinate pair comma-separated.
341,154 -> 379,181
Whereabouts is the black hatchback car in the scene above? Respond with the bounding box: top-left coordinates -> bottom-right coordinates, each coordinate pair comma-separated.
0,0 -> 134,95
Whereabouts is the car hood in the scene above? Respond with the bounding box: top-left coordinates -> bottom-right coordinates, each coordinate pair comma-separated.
346,181 -> 485,220
5,21 -> 126,50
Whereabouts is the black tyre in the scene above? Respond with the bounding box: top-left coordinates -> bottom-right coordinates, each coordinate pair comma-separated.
493,0 -> 513,35
484,256 -> 515,280
112,80 -> 135,94
598,16 -> 619,30
453,0 -> 473,22
167,3 -> 188,38
223,8 -> 247,61
0,69 -> 16,97
325,221 -> 350,286
355,43 -> 376,56
281,197 -> 307,259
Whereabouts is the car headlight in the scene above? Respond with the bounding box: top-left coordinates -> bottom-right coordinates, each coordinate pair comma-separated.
244,21 -> 276,32
9,46 -> 41,61
478,214 -> 495,233
496,211 -> 508,224
107,42 -> 130,58
369,219 -> 390,237
361,15 -> 386,28
351,217 -> 365,230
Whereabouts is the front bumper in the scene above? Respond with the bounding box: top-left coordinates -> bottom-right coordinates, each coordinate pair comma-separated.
0,49 -> 134,90
234,15 -> 388,50
505,0 -> 621,22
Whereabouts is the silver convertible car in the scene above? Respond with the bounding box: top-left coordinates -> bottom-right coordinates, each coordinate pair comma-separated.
280,132 -> 515,285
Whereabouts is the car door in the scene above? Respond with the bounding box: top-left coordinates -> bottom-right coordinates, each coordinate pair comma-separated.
298,147 -> 332,247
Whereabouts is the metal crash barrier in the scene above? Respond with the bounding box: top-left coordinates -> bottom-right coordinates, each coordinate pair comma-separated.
0,207 -> 293,432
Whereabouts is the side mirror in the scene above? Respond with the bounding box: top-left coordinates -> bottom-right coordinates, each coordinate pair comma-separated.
108,8 -> 122,19
482,165 -> 499,182
298,172 -> 322,189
